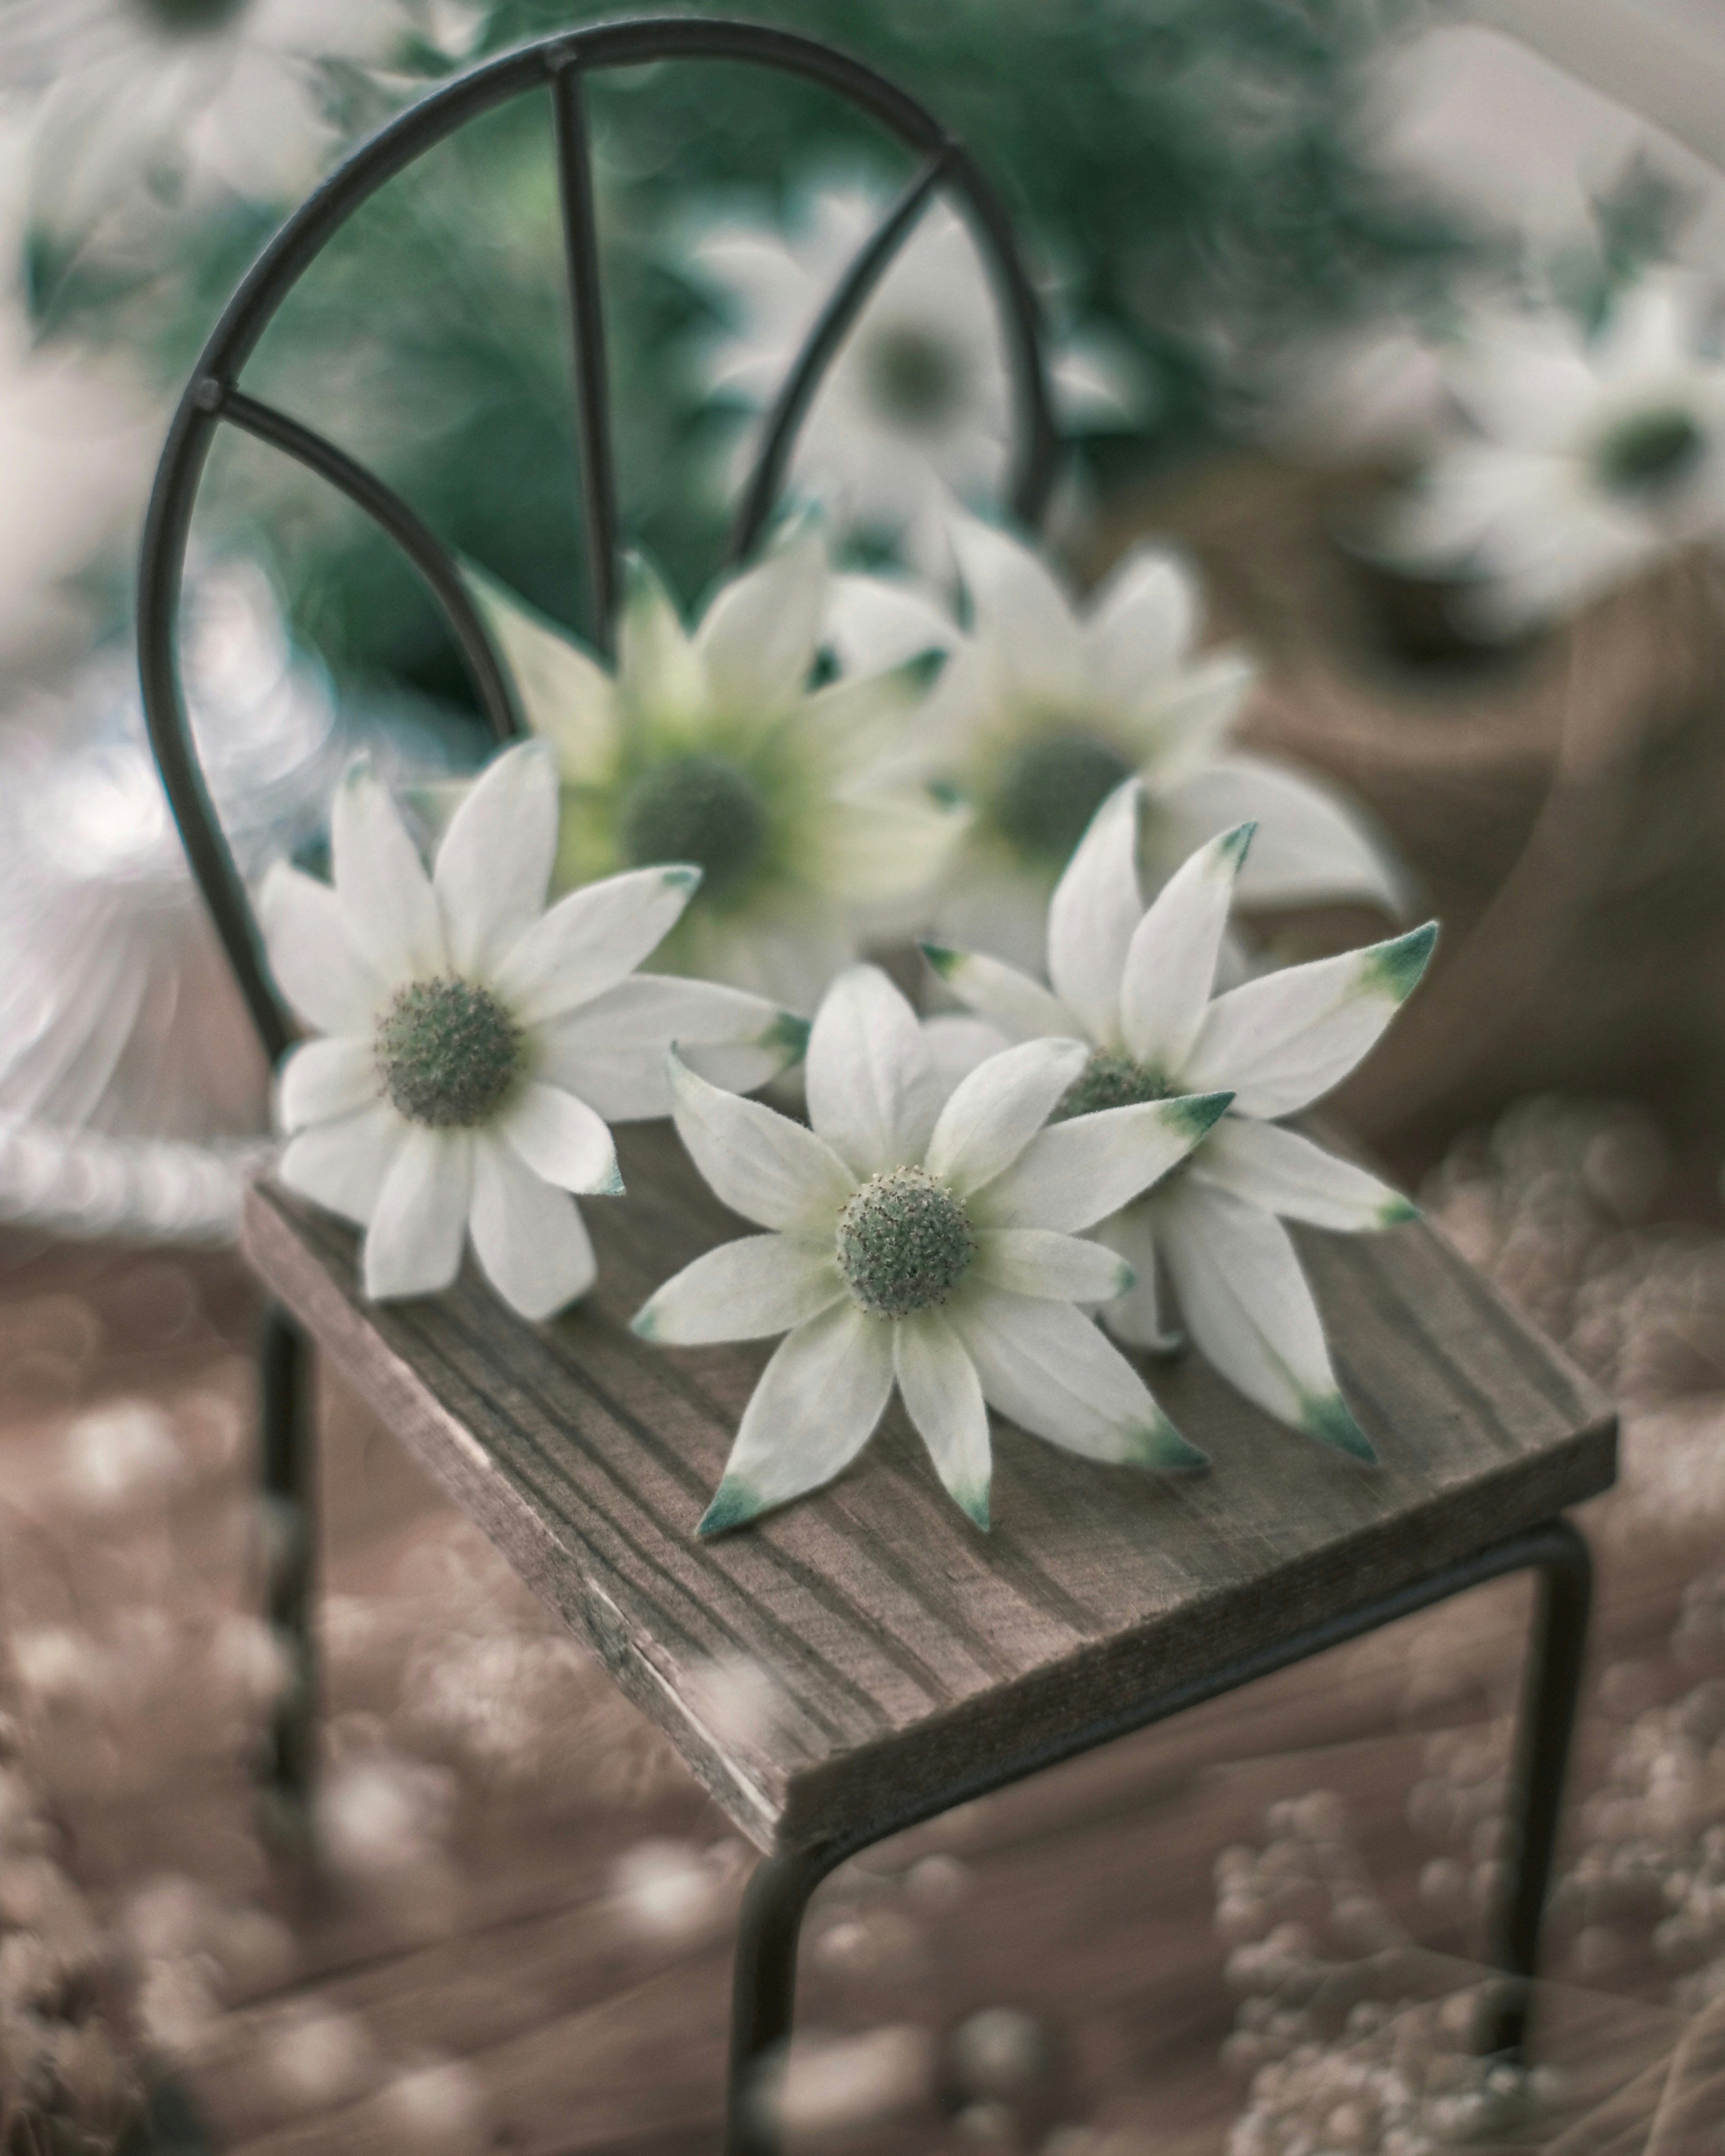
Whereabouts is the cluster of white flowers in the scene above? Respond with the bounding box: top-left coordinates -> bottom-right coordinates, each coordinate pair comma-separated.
263,507 -> 1434,1533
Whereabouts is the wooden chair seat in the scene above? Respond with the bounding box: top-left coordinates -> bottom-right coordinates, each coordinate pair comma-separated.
243,1119 -> 1615,1857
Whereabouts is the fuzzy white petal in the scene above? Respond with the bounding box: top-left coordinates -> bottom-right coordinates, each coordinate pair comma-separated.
1184,925 -> 1437,1118
1195,1118 -> 1417,1232
633,1235 -> 845,1345
1119,822 -> 1252,1075
947,513 -> 1085,703
824,570 -> 955,675
921,1014 -> 1012,1105
464,563 -> 617,783
1093,1202 -> 1183,1352
469,1134 -> 596,1320
1156,1178 -> 1374,1458
618,557 -> 703,719
257,862 -> 386,1037
811,789 -> 964,904
362,1126 -> 471,1301
330,759 -> 447,984
921,943 -> 1079,1044
433,741 -> 558,974
894,1311 -> 991,1526
279,1099 -> 403,1227
974,1091 -> 1232,1233
1045,778 -> 1144,1044
695,530 -> 827,713
1139,649 -> 1257,786
973,1228 -> 1134,1302
949,1287 -> 1201,1468
498,1082 -> 620,1196
925,1037 -> 1088,1195
699,1302 -> 896,1532
1161,753 -> 1409,916
805,964 -> 941,1178
492,866 -> 697,1026
669,1052 -> 856,1234
537,976 -> 803,1123
1084,543 -> 1198,707
277,1036 -> 377,1133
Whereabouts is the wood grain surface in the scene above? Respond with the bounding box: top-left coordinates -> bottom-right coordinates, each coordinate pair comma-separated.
241,1122 -> 1616,1853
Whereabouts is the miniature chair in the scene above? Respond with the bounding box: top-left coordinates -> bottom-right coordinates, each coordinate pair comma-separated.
137,22 -> 1614,2153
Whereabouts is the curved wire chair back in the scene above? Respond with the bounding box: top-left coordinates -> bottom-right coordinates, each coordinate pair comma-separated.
137,16 -> 1061,1065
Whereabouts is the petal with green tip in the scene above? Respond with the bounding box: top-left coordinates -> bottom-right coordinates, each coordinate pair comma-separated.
918,942 -> 1078,1045
972,1089 -> 1233,1234
697,1475 -> 765,1538
894,1311 -> 992,1529
1192,1119 -> 1417,1234
1120,822 -> 1254,1076
1300,1391 -> 1379,1464
539,977 -> 809,1123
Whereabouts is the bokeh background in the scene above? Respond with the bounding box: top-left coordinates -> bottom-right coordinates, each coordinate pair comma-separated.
8,2 -> 1725,2150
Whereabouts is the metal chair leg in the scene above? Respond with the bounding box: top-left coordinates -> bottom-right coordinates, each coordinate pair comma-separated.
259,1304 -> 317,1836
1489,1518 -> 1594,2057
725,1842 -> 841,2156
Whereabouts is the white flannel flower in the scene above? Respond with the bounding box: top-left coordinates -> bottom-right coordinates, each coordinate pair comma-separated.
5,0 -> 416,243
830,512 -> 1407,971
634,964 -> 1233,1535
1384,270 -> 1725,630
468,530 -> 957,1014
260,742 -> 805,1321
685,179 -> 1139,569
926,782 -> 1437,1458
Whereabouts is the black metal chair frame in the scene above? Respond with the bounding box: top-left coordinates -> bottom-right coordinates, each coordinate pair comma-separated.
134,22 -> 1593,2152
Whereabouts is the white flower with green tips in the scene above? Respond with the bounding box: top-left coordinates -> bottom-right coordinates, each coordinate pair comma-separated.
258,742 -> 805,1322
925,781 -> 1437,1458
632,963 -> 1233,1534
1383,270 -> 1725,631
829,512 -> 1407,971
466,529 -> 958,1014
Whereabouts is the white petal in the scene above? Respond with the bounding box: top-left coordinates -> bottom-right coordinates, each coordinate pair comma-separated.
632,1234 -> 845,1345
279,1099 -> 403,1227
920,942 -> 1078,1044
257,862 -> 385,1037
464,562 -> 617,784
698,1303 -> 895,1533
949,1288 -> 1203,1469
537,976 -> 805,1123
925,1037 -> 1088,1195
277,1036 -> 377,1133
1194,1119 -> 1417,1232
811,790 -> 964,904
894,1311 -> 991,1527
362,1126 -> 471,1301
492,866 -> 698,1026
330,758 -> 447,984
973,1228 -> 1134,1302
974,1091 -> 1233,1233
1084,543 -> 1199,708
1044,778 -> 1143,1044
1140,650 -> 1257,788
669,1052 -> 856,1234
921,1015 -> 1012,1105
695,529 -> 827,713
824,570 -> 955,674
1119,823 -> 1252,1075
1156,1178 -> 1374,1458
947,512 -> 1085,703
798,665 -> 930,781
1183,924 -> 1438,1118
618,555 -> 703,720
805,965 -> 941,1178
433,741 -> 558,974
469,1133 -> 596,1320
1161,753 -> 1410,917
1093,1202 -> 1182,1352
499,1082 -> 620,1195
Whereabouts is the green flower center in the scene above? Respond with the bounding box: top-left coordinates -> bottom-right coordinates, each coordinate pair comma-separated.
836,1166 -> 976,1320
862,324 -> 966,430
376,977 -> 523,1129
137,0 -> 248,32
1053,1049 -> 1171,1122
617,753 -> 770,905
1593,406 -> 1706,497
992,729 -> 1137,870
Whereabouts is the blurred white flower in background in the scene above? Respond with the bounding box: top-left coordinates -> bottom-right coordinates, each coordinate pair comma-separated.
1381,269 -> 1725,627
685,179 -> 1141,567
832,512 -> 1408,972
0,0 -> 420,249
